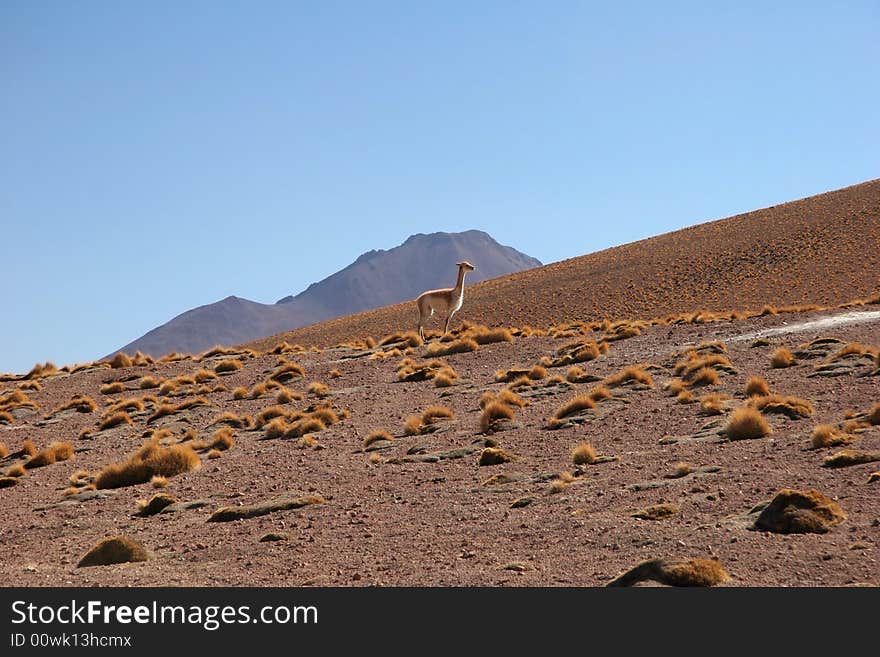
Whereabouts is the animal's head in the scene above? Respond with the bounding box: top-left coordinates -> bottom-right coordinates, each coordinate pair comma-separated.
456,261 -> 476,272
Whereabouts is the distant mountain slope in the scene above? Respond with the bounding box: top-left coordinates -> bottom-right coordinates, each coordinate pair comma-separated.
248,178 -> 880,351
111,230 -> 541,357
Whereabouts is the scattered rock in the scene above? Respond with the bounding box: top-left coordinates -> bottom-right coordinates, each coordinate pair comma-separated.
208,492 -> 326,522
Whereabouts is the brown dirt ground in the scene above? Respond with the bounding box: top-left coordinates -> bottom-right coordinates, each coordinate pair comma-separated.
1,306 -> 878,586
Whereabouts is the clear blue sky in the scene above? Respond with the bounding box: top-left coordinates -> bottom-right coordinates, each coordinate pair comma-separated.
2,1 -> 878,373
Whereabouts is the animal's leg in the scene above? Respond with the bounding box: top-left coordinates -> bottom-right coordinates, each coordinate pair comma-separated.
444,310 -> 456,334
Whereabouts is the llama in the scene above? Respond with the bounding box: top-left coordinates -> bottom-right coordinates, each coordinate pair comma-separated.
416,261 -> 476,340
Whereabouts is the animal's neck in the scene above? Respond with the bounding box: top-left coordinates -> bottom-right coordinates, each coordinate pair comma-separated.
453,267 -> 468,293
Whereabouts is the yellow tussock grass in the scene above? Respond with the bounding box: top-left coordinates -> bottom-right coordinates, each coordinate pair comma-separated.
480,401 -> 515,433
422,405 -> 454,424
363,430 -> 393,448
770,347 -> 796,368
25,441 -> 74,469
426,338 -> 479,357
6,464 -> 27,478
308,381 -> 330,397
745,376 -> 770,397
498,388 -> 527,408
139,376 -> 161,389
478,447 -> 512,466
99,411 -> 133,431
549,471 -> 576,494
194,369 -> 218,383
107,353 -> 133,369
605,365 -> 654,388
214,359 -> 243,374
571,442 -> 596,465
95,441 -> 200,489
810,424 -> 852,449
553,394 -> 595,420
404,415 -> 423,436
99,382 -> 126,395
725,407 -> 771,440
54,395 -> 98,414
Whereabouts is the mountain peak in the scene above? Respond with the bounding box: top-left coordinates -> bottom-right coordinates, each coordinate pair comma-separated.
113,230 -> 540,357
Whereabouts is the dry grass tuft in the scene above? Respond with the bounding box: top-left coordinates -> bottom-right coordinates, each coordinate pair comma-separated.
770,347 -> 796,368
745,376 -> 770,397
378,331 -> 424,348
527,364 -> 548,380
150,475 -> 168,488
549,471 -> 576,494
158,380 -> 179,396
480,401 -> 515,433
6,463 -> 27,478
608,558 -> 729,587
479,447 -> 512,466
263,417 -> 289,439
214,359 -> 243,374
753,488 -> 846,533
810,424 -> 853,449
699,393 -> 728,415
139,376 -> 161,389
632,503 -> 680,520
571,441 -> 597,465
363,430 -> 394,449
95,440 -> 201,489
605,365 -> 654,388
867,403 -> 880,425
0,411 -> 14,424
403,415 -> 423,436
308,381 -> 330,398
553,394 -> 595,420
688,367 -> 719,387
232,387 -> 249,400
270,362 -> 306,382
25,361 -> 60,379
467,326 -> 514,345
22,439 -> 37,457
284,416 -> 327,438
99,382 -> 127,395
0,476 -> 18,488
748,394 -> 814,419
725,407 -> 771,440
498,388 -> 528,408
25,442 -> 74,469
99,411 -> 134,431
422,405 -> 454,425
78,536 -> 148,568
676,390 -> 695,404
276,388 -> 302,404
426,337 -> 479,357
0,442 -> 8,458
105,397 -> 145,415
194,368 -> 219,383
107,353 -> 133,369
329,368 -> 342,379
54,395 -> 98,414
192,427 -> 235,452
